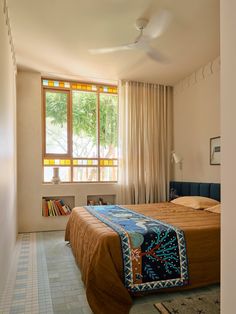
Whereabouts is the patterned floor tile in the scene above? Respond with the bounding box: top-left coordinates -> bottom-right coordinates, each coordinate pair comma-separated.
0,231 -> 220,313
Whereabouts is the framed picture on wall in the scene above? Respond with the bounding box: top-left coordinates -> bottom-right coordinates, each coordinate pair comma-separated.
210,136 -> 221,165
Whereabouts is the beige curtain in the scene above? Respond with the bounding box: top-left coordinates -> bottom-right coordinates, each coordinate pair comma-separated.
118,80 -> 173,204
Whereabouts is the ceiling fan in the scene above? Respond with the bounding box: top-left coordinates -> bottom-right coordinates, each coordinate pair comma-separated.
88,10 -> 172,63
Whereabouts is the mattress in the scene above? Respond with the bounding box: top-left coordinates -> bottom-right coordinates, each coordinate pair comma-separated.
65,202 -> 220,314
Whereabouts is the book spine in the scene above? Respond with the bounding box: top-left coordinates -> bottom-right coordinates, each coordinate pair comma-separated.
42,198 -> 46,217
59,199 -> 69,214
55,200 -> 66,215
62,205 -> 69,215
52,200 -> 59,216
60,199 -> 65,206
54,200 -> 61,216
65,204 -> 72,213
45,201 -> 49,216
50,200 -> 56,216
43,199 -> 49,217
43,198 -> 73,217
47,201 -> 52,216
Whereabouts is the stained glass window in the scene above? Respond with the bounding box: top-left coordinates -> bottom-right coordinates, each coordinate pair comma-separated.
42,79 -> 117,94
42,79 -> 118,182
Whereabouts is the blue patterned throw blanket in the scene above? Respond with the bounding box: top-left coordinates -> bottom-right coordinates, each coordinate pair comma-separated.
85,205 -> 188,293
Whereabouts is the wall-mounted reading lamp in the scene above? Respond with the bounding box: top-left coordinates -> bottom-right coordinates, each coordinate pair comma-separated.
171,151 -> 183,170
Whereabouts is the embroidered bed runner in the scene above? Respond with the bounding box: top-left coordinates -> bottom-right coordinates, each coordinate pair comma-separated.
85,205 -> 188,294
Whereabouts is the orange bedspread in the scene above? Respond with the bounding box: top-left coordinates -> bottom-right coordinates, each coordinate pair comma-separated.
65,203 -> 220,314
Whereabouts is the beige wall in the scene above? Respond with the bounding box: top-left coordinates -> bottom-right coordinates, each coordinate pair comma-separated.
173,58 -> 220,182
221,0 -> 236,312
0,5 -> 17,291
17,71 -> 118,232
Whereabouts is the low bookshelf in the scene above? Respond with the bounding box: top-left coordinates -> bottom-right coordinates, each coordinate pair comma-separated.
87,194 -> 116,206
42,195 -> 75,217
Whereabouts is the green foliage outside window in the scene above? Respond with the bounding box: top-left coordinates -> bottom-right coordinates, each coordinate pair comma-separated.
45,90 -> 118,158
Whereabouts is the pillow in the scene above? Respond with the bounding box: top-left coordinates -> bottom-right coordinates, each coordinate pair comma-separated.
205,204 -> 221,213
171,196 -> 219,210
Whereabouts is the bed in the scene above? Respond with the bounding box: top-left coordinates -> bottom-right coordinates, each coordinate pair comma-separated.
65,182 -> 220,314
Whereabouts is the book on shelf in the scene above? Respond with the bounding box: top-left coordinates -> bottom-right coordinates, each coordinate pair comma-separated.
47,200 -> 53,216
45,200 -> 49,216
55,200 -> 66,216
42,198 -> 72,217
42,199 -> 46,216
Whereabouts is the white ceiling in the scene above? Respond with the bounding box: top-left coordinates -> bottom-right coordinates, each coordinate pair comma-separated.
8,0 -> 219,85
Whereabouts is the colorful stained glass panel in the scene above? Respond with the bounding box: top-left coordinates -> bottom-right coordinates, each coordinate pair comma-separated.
99,159 -> 118,166
73,159 -> 98,165
43,80 -> 48,86
43,79 -> 116,93
43,80 -> 71,88
44,159 -> 49,165
43,159 -> 71,166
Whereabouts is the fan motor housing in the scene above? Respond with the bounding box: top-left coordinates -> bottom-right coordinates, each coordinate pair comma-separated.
135,18 -> 149,30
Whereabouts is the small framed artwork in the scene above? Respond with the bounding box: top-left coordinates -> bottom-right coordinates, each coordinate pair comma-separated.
210,136 -> 221,165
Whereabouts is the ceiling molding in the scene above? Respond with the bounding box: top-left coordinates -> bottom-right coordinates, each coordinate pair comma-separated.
174,56 -> 220,95
2,0 -> 16,72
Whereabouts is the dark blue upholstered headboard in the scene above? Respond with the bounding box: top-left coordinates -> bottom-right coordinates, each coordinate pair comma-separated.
170,181 -> 221,202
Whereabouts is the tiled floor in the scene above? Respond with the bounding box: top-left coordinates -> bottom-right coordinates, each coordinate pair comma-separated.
0,231 -> 219,314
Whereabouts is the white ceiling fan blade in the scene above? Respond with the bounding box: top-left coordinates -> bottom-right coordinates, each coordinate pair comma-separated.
146,46 -> 169,63
133,36 -> 149,49
144,10 -> 172,39
89,43 -> 136,55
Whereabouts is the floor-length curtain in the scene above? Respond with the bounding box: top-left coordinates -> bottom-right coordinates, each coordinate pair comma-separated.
118,80 -> 173,204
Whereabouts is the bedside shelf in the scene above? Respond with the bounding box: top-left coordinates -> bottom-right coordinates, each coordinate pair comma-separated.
42,195 -> 75,217
87,194 -> 116,206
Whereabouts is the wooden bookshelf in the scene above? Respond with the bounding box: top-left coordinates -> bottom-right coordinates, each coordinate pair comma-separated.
87,194 -> 116,206
42,195 -> 75,217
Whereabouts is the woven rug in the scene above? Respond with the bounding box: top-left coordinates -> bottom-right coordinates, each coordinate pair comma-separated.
154,292 -> 220,313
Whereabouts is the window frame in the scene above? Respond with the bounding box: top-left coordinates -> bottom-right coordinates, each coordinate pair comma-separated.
43,88 -> 71,158
42,78 -> 118,183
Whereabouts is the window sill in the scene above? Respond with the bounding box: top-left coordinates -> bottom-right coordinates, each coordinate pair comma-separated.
42,181 -> 118,186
